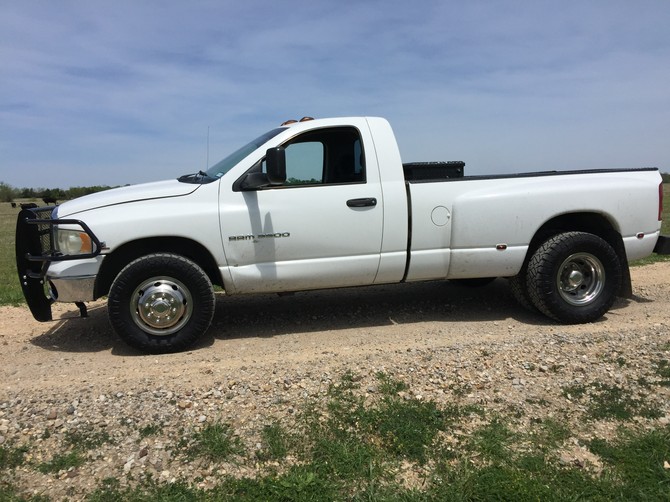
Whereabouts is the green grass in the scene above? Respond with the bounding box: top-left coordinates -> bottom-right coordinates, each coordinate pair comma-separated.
363,397 -> 446,463
376,371 -> 409,395
656,359 -> 670,377
536,418 -> 572,449
64,430 -> 112,450
468,418 -> 514,461
138,423 -> 162,438
256,422 -> 292,462
588,426 -> 670,500
654,359 -> 670,387
0,485 -> 49,502
563,381 -> 663,421
0,444 -> 28,470
187,422 -> 243,462
0,201 -> 26,305
36,451 -> 85,474
33,429 -> 113,475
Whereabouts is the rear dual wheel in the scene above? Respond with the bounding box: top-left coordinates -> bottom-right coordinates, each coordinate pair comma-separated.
516,232 -> 622,323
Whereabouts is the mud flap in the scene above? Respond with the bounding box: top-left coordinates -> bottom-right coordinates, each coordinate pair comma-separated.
654,235 -> 670,255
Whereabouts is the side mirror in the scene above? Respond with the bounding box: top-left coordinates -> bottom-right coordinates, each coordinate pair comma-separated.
266,147 -> 286,185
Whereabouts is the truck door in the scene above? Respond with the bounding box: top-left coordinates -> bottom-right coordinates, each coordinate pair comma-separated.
220,125 -> 384,293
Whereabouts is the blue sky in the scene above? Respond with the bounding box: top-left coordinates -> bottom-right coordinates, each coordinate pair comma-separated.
2,0 -> 669,189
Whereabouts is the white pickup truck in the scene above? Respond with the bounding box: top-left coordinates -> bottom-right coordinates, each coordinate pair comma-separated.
16,116 -> 670,353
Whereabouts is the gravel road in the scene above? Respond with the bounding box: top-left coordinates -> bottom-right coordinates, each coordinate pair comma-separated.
1,262 -> 669,499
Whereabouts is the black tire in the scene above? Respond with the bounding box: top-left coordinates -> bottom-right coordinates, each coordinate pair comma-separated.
108,253 -> 215,353
450,277 -> 496,288
508,272 -> 536,312
526,232 -> 622,324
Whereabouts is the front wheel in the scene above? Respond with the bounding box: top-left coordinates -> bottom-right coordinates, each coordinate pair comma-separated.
108,253 -> 216,353
526,232 -> 622,324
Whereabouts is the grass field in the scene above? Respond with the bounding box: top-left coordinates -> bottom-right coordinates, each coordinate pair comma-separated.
2,185 -> 669,307
0,201 -> 36,305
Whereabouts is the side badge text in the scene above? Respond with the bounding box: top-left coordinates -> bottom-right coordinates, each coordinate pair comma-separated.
229,232 -> 291,242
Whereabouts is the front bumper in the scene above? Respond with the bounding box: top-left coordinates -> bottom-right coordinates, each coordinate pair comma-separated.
16,206 -> 101,321
48,275 -> 97,302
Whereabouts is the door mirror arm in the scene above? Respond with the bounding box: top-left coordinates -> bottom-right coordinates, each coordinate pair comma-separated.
239,172 -> 270,191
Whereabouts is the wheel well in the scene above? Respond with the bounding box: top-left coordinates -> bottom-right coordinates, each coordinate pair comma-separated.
525,212 -> 632,297
530,213 -> 618,250
94,237 -> 222,299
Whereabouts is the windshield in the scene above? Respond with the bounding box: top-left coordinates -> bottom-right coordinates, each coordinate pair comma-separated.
205,127 -> 286,179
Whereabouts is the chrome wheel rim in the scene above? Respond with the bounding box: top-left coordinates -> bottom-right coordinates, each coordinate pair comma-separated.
131,276 -> 193,336
557,253 -> 605,306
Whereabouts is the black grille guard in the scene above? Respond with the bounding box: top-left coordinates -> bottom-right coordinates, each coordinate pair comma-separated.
15,206 -> 102,321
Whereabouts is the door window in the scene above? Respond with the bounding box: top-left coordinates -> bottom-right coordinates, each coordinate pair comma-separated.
285,141 -> 324,185
263,127 -> 365,187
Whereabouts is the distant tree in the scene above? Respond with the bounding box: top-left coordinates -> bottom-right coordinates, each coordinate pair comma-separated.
20,187 -> 36,198
0,184 -> 119,203
0,181 -> 15,202
286,177 -> 320,185
65,185 -> 115,199
39,188 -> 63,199
65,186 -> 88,199
662,172 -> 670,183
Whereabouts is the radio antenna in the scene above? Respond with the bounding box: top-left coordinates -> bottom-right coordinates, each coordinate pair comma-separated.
206,126 -> 210,168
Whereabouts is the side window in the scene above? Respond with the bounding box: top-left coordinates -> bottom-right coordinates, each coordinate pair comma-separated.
263,126 -> 365,187
285,141 -> 324,185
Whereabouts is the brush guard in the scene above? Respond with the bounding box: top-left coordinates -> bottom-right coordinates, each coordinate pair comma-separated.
15,206 -> 101,321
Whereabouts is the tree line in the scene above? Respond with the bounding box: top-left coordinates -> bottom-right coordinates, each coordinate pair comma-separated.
0,182 -> 120,203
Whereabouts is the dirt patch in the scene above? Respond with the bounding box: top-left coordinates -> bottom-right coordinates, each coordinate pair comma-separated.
2,264 -> 668,391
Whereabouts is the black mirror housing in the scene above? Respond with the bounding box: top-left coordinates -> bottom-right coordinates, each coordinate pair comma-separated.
266,147 -> 286,185
239,172 -> 270,191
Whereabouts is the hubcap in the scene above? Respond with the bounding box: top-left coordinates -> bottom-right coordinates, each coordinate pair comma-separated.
557,253 -> 605,306
131,277 -> 193,336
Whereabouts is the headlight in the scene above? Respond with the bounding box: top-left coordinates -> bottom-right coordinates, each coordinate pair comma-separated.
55,228 -> 96,255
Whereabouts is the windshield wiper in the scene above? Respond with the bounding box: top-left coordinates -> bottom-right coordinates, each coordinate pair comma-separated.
177,170 -> 215,184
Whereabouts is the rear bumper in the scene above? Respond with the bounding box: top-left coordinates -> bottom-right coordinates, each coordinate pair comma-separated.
654,235 -> 670,255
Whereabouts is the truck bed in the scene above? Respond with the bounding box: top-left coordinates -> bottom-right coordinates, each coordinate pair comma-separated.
403,163 -> 659,183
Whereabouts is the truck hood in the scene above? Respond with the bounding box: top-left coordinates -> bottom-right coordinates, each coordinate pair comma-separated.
55,180 -> 200,218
